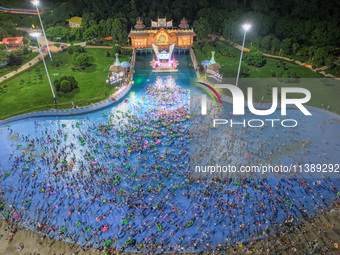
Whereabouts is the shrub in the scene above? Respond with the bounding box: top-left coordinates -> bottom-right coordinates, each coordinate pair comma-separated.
51,60 -> 60,67
105,51 -> 111,57
67,46 -> 85,55
249,46 -> 257,52
193,43 -> 202,51
219,48 -> 235,57
111,45 -> 121,56
60,75 -> 78,89
8,54 -> 23,66
202,43 -> 215,57
23,47 -> 30,54
240,66 -> 250,78
54,76 -> 78,92
67,47 -> 74,55
245,51 -> 266,67
60,80 -> 72,93
54,79 -> 61,91
120,48 -> 128,56
72,52 -> 90,69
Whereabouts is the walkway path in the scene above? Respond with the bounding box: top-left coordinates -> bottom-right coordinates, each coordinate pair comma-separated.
230,41 -> 340,80
0,53 -> 46,83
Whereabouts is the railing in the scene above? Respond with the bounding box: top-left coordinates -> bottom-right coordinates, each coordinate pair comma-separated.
189,47 -> 200,78
206,69 -> 222,81
129,48 -> 136,80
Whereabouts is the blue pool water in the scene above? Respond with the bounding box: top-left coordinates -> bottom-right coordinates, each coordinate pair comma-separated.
0,53 -> 339,253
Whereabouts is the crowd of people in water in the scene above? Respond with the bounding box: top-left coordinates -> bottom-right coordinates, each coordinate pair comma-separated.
0,76 -> 339,254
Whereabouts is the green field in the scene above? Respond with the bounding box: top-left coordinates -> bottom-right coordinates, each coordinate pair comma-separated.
194,42 -> 340,114
0,48 -> 131,120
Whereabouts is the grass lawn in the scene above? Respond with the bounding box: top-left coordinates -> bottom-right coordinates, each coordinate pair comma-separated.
194,42 -> 321,79
0,48 -> 132,120
194,42 -> 340,114
0,51 -> 39,77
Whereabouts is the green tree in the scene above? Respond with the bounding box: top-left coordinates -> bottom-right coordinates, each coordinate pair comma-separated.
0,50 -> 9,63
83,24 -> 100,41
45,26 -> 71,41
240,65 -> 250,77
261,35 -> 272,52
60,75 -> 78,89
54,79 -> 61,91
270,36 -> 280,54
0,21 -> 16,38
111,18 -> 128,44
81,13 -> 97,30
280,38 -> 292,55
68,46 -> 85,55
8,54 -> 23,66
60,80 -> 72,93
111,45 -> 121,56
70,28 -> 83,41
313,47 -> 329,66
245,51 -> 266,67
308,46 -> 315,62
72,52 -> 90,68
193,17 -> 211,40
296,45 -> 308,56
325,55 -> 335,68
292,43 -> 300,55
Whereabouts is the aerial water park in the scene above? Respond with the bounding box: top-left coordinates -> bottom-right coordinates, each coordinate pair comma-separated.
0,11 -> 339,255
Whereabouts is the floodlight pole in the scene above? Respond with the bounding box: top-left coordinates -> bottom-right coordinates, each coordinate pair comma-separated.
33,2 -> 53,61
236,24 -> 251,87
34,34 -> 57,104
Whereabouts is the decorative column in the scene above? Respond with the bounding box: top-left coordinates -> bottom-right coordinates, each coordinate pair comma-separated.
210,51 -> 216,65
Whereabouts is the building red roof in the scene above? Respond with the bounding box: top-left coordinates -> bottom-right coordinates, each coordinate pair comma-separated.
2,37 -> 24,45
